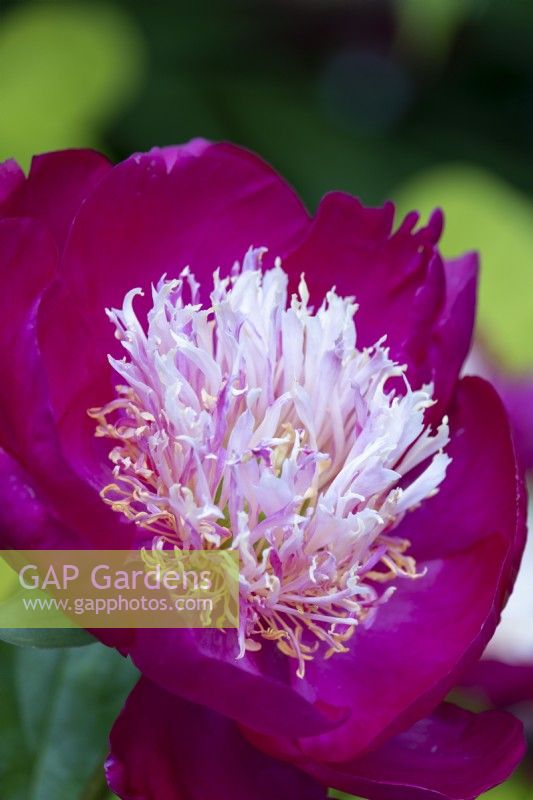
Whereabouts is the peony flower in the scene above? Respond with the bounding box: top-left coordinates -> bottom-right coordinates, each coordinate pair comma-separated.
0,141 -> 527,800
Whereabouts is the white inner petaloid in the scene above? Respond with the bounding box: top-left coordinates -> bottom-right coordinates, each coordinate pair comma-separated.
90,248 -> 451,677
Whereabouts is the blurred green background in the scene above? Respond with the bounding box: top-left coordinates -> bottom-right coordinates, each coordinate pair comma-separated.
1,0 -> 532,797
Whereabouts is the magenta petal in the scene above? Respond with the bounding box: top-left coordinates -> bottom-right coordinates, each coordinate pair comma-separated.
0,218 -> 130,550
0,218 -> 57,460
0,450 -> 129,664
59,140 -> 310,340
128,628 -> 345,739
460,659 -> 533,707
37,279 -> 116,489
284,195 -> 449,393
429,252 -> 478,419
465,343 -> 533,469
0,447 -> 81,549
304,704 -> 525,800
489,371 -> 533,471
1,149 -> 111,251
106,677 -> 327,800
0,159 -> 25,207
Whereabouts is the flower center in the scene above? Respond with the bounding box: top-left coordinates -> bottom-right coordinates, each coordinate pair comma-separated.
89,248 -> 450,677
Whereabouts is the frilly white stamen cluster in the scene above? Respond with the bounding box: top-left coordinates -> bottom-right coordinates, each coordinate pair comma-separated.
90,248 -> 451,677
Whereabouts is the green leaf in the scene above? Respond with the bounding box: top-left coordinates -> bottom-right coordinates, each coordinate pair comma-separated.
394,165 -> 533,372
0,2 -> 145,168
0,627 -> 96,649
0,640 -> 138,799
